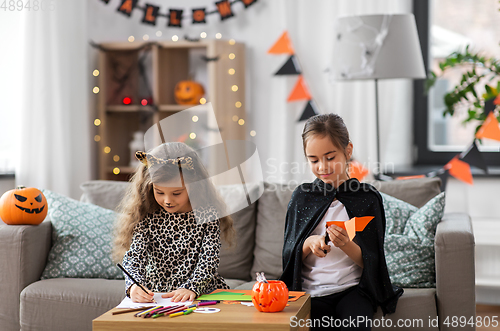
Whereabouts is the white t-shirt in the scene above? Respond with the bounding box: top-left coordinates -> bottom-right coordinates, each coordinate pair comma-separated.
301,199 -> 362,297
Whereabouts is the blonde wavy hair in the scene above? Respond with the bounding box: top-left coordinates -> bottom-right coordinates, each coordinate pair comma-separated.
112,142 -> 235,263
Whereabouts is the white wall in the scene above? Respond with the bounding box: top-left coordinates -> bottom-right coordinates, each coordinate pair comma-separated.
87,0 -> 414,184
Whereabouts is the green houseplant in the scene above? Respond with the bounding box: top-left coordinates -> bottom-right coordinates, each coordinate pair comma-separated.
425,45 -> 500,135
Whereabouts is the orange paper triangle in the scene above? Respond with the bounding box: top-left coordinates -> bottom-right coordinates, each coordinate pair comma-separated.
287,76 -> 311,102
475,112 -> 500,141
349,161 -> 369,181
446,156 -> 473,185
326,216 -> 374,241
268,31 -> 294,55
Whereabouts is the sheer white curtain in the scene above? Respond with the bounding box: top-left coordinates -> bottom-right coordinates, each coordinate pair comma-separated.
17,1 -> 91,199
89,0 -> 413,185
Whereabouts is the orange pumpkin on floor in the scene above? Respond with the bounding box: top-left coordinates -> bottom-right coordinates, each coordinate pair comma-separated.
252,280 -> 289,312
0,186 -> 47,225
174,80 -> 205,105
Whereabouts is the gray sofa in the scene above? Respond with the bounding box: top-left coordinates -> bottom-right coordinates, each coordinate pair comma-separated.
0,178 -> 475,331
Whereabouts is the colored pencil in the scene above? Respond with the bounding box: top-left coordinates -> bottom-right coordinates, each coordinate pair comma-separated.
112,306 -> 156,315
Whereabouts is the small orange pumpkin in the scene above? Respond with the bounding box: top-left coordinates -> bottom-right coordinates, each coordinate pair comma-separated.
252,280 -> 289,313
0,186 -> 47,225
174,80 -> 205,105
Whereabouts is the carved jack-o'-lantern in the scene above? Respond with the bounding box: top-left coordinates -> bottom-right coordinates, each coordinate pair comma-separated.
252,280 -> 289,313
174,80 -> 205,105
0,186 -> 47,225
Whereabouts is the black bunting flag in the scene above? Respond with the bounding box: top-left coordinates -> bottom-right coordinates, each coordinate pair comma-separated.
484,98 -> 496,117
460,140 -> 488,173
168,9 -> 183,27
241,0 -> 258,8
117,0 -> 138,17
274,55 -> 301,75
298,100 -> 319,122
192,8 -> 206,24
110,0 -> 258,27
216,0 -> 234,20
142,4 -> 160,25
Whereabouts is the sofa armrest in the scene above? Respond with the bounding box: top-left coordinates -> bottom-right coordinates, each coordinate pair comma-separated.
435,213 -> 475,331
0,220 -> 52,331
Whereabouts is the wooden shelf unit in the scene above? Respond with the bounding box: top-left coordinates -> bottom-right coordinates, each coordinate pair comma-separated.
96,40 -> 246,182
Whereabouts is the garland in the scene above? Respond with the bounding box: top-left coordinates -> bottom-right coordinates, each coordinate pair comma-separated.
100,0 -> 258,27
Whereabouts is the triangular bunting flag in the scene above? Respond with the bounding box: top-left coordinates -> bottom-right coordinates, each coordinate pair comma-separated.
484,98 -> 496,117
460,140 -> 488,173
349,160 -> 369,181
476,111 -> 500,141
446,156 -> 473,185
298,100 -> 318,121
288,76 -> 311,102
436,170 -> 450,192
274,55 -> 301,75
268,31 -> 294,55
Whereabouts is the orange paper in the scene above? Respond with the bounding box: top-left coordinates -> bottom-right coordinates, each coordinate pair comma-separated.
349,160 -> 369,181
287,76 -> 311,102
396,175 -> 426,180
268,31 -> 294,55
326,216 -> 374,241
475,112 -> 500,141
446,156 -> 473,185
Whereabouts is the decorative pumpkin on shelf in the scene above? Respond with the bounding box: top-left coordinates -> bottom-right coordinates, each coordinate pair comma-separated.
0,186 -> 47,225
252,279 -> 289,313
174,80 -> 205,105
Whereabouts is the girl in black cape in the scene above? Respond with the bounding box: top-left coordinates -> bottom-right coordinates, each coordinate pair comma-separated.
280,114 -> 402,330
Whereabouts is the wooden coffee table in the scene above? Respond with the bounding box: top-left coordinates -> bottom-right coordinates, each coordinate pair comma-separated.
93,292 -> 310,331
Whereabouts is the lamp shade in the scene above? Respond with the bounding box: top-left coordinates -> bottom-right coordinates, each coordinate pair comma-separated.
332,14 -> 426,80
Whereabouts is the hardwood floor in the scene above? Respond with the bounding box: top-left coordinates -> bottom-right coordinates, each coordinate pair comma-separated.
476,305 -> 500,330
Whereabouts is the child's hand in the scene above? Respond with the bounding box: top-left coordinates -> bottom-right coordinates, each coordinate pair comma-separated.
327,224 -> 350,248
305,235 -> 331,258
130,284 -> 155,303
161,288 -> 196,302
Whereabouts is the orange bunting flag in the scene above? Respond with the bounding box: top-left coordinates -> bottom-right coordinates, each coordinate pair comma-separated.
326,217 -> 374,241
268,31 -> 294,55
287,76 -> 311,102
475,112 -> 500,141
348,160 -> 369,181
446,156 -> 473,185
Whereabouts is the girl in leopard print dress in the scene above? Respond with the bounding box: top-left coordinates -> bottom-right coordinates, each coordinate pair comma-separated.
112,142 -> 234,303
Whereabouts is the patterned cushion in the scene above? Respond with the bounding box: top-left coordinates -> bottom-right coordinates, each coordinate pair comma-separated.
382,192 -> 445,288
41,190 -> 123,279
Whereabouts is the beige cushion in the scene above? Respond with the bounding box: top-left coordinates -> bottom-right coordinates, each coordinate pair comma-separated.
20,278 -> 124,331
251,182 -> 297,280
80,180 -> 130,211
217,183 -> 261,281
373,288 -> 438,330
366,177 -> 441,208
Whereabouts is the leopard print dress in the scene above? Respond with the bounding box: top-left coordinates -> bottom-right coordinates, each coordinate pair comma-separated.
122,206 -> 229,296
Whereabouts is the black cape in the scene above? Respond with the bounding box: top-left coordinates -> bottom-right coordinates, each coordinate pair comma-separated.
279,178 -> 403,315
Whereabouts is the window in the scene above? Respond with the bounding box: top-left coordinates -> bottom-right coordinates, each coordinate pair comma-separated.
413,0 -> 500,166
0,12 -> 24,174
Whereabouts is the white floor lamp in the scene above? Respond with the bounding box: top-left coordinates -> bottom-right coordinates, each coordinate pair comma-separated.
331,14 -> 426,177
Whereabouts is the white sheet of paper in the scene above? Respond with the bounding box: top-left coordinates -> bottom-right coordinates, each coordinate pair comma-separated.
116,293 -> 193,309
